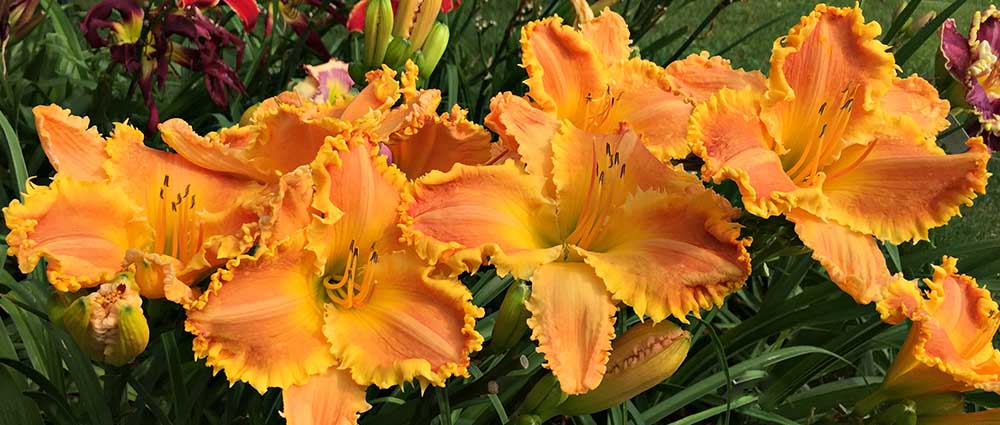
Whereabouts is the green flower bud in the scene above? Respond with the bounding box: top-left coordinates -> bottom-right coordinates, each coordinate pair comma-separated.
363,0 -> 394,69
555,321 -> 690,416
904,11 -> 936,38
491,280 -> 529,352
415,22 -> 449,80
408,0 -> 442,49
383,36 -> 414,69
60,273 -> 149,366
875,400 -> 917,425
48,290 -> 82,324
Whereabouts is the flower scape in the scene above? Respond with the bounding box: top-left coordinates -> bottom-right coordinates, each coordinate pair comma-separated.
1,0 -> 999,424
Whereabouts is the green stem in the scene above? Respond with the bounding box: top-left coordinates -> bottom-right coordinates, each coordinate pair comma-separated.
853,390 -> 887,417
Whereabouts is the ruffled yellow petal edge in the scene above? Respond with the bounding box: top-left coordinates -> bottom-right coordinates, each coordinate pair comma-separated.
4,177 -> 151,292
325,256 -> 484,390
912,257 -> 1000,393
184,242 -> 332,392
687,87 -> 826,218
766,4 -> 894,110
399,161 -> 564,279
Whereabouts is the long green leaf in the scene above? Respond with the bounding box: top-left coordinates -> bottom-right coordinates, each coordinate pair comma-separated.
0,109 -> 27,197
893,0 -> 969,65
642,346 -> 842,422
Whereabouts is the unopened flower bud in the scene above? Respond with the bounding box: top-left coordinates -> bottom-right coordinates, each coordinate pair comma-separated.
408,0 -> 442,49
60,273 -> 150,366
415,22 -> 449,80
363,0 -> 394,69
48,290 -> 81,324
904,11 -> 936,38
393,0 -> 418,38
491,280 -> 529,352
383,36 -> 414,69
555,321 -> 690,416
875,400 -> 917,425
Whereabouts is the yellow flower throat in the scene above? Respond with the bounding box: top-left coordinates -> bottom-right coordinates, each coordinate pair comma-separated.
323,239 -> 378,308
149,175 -> 204,261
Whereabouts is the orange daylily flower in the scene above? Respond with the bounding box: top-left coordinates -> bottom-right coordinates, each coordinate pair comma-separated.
184,133 -> 483,424
863,257 -> 1000,410
3,106 -> 269,304
688,4 -> 990,305
401,121 -> 751,394
159,62 -> 492,183
487,8 -> 764,163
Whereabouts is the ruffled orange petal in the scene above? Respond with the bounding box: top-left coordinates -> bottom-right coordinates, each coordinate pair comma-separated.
401,161 -> 563,278
387,105 -> 493,179
763,4 -> 895,156
104,123 -> 265,267
580,9 -> 631,65
281,368 -> 371,425
341,66 -> 402,121
323,251 -> 484,389
307,132 -> 406,264
184,235 -> 335,392
32,105 -> 108,181
578,189 -> 751,323
260,166 -> 328,247
808,123 -> 990,245
484,93 -> 561,195
786,209 -> 895,305
3,177 -> 153,292
525,261 -> 616,394
767,4 -> 894,111
124,249 -> 201,304
605,59 -> 693,160
521,16 -> 608,124
664,52 -> 767,102
688,88 -> 822,217
881,257 -> 1000,398
879,75 -> 950,138
159,119 -> 275,182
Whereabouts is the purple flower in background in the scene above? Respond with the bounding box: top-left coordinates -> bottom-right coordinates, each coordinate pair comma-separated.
941,5 -> 1000,151
81,1 -> 245,130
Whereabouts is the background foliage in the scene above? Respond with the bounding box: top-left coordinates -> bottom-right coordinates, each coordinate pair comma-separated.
1,0 -> 999,424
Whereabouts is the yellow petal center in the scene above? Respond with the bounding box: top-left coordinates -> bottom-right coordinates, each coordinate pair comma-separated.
971,41 -> 1000,100
565,138 -> 629,250
782,82 -> 864,184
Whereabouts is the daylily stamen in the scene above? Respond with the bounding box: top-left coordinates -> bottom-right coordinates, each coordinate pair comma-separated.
785,83 -> 858,184
568,138 -> 628,249
826,140 -> 879,182
324,239 -> 378,308
149,175 -> 203,261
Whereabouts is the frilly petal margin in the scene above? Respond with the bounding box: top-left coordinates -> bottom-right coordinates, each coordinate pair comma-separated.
664,51 -> 767,103
878,75 -> 951,139
32,104 -> 108,181
879,257 -> 1000,399
579,189 -> 751,323
322,251 -> 484,390
184,235 -> 335,393
688,87 -> 824,218
400,161 -> 563,279
3,177 -> 153,292
281,368 -> 371,425
524,261 -> 617,394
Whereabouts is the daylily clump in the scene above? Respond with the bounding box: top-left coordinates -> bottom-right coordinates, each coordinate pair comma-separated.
688,4 -> 991,305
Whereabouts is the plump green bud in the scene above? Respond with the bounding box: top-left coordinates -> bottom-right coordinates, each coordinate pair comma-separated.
362,0 -> 394,68
491,280 -> 530,352
383,36 -> 414,69
555,321 -> 691,416
875,400 -> 917,425
60,273 -> 149,366
408,0 -> 442,49
904,11 -> 936,38
415,22 -> 449,80
520,373 -> 567,419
